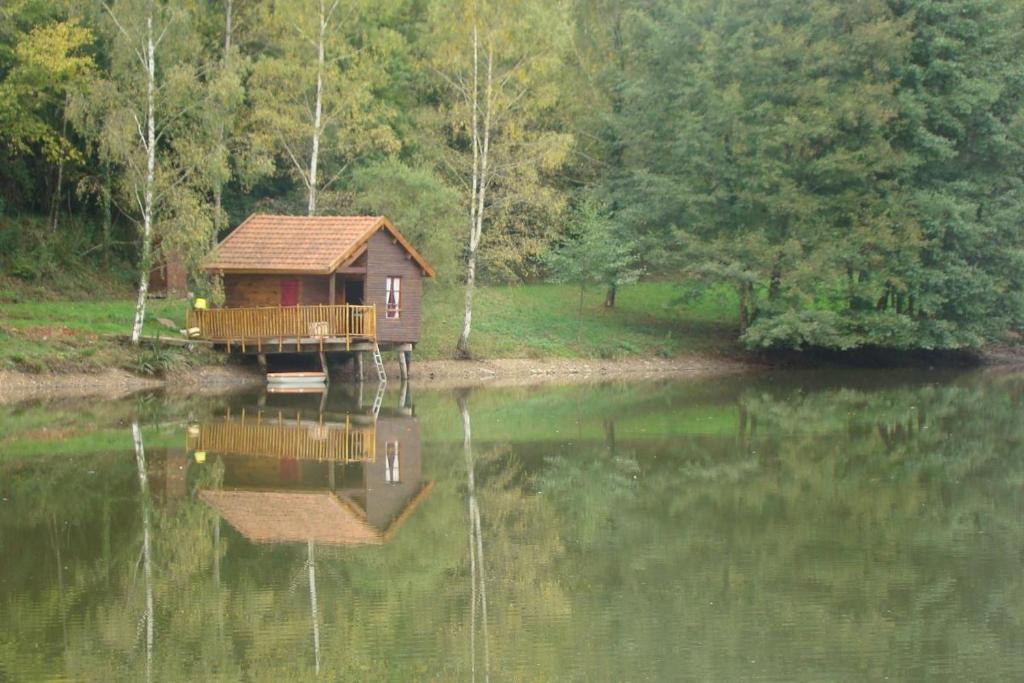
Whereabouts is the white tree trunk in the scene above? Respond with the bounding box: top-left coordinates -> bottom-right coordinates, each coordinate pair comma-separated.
459,397 -> 489,681
132,421 -> 154,682
307,539 -> 321,675
131,10 -> 157,344
457,26 -> 492,358
307,1 -> 327,216
224,0 -> 233,52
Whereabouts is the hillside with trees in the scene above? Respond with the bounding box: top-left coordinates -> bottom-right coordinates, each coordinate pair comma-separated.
1,0 -> 1023,354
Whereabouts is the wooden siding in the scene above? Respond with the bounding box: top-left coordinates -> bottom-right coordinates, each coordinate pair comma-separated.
224,274 -> 331,308
365,416 -> 422,529
299,276 -> 330,305
365,229 -> 423,343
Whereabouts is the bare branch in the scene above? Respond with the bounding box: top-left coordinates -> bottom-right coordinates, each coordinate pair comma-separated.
279,136 -> 311,189
433,66 -> 471,102
292,22 -> 317,50
101,2 -> 147,69
79,240 -> 134,257
324,0 -> 343,26
154,15 -> 173,49
132,112 -> 148,150
154,100 -> 205,144
320,159 -> 353,192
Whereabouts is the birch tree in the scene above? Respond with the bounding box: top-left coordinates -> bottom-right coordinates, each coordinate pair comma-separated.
250,0 -> 400,216
428,0 -> 573,358
206,0 -> 246,241
82,0 -> 212,343
101,0 -> 159,343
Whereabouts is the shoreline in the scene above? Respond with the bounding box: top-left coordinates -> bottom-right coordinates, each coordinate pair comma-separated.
3,345 -> 1023,404
0,354 -> 756,404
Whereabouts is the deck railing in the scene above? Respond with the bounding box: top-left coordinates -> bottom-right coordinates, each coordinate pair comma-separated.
187,414 -> 376,462
186,304 -> 376,348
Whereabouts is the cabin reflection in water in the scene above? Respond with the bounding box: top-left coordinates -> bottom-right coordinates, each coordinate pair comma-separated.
188,398 -> 430,546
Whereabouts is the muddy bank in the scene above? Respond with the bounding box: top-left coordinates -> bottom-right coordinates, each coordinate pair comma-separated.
7,344 -> 1019,403
398,355 -> 756,388
0,354 -> 755,403
0,365 -> 263,404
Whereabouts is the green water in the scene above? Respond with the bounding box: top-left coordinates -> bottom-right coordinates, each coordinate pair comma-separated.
2,370 -> 1023,681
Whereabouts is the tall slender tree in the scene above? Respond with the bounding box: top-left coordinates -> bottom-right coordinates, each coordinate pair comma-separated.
85,0 -> 213,342
428,0 -> 573,357
250,0 -> 400,216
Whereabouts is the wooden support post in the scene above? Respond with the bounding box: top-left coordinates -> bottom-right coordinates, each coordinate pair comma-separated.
398,349 -> 409,380
319,350 -> 329,385
356,352 -> 364,381
257,353 -> 267,370
328,274 -> 336,306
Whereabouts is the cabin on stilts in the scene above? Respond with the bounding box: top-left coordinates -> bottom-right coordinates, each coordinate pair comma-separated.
189,403 -> 431,546
187,214 -> 435,379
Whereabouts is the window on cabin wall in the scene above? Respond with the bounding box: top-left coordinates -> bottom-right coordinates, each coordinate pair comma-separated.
385,441 -> 400,483
385,276 -> 401,319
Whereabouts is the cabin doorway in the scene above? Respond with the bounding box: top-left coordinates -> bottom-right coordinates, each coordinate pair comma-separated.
280,279 -> 300,306
342,278 -> 365,305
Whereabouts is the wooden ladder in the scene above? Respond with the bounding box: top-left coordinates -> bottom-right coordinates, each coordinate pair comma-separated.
371,380 -> 386,418
371,342 -> 387,383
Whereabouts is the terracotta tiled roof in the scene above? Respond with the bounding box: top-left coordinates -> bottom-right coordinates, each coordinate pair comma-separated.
204,213 -> 435,276
200,490 -> 384,546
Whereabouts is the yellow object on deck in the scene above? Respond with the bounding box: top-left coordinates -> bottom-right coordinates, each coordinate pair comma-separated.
194,451 -> 207,463
193,298 -> 207,310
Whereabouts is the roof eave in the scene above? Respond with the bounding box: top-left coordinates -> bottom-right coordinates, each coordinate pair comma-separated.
203,266 -> 336,275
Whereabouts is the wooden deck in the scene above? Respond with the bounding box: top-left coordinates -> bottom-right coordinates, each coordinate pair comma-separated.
186,304 -> 376,352
187,412 -> 376,462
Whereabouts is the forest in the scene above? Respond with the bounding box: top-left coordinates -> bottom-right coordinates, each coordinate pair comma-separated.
2,0 -> 1024,352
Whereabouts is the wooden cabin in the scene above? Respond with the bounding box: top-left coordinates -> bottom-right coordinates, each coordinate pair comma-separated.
190,214 -> 435,367
191,406 -> 430,546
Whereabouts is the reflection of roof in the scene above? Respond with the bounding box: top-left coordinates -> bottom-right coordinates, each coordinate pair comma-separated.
204,214 -> 436,276
200,482 -> 433,547
201,490 -> 381,545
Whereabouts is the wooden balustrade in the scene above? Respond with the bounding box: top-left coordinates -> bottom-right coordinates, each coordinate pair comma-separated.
186,304 -> 376,347
187,414 -> 376,462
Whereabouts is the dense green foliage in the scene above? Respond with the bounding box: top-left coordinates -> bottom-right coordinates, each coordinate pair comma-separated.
1,0 -> 1023,351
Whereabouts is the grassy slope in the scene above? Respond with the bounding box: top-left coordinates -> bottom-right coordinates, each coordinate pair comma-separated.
0,279 -> 740,372
417,281 -> 739,360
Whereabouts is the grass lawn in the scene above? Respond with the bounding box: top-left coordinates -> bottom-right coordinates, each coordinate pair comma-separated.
0,281 -> 740,372
417,281 -> 740,360
0,296 -> 199,372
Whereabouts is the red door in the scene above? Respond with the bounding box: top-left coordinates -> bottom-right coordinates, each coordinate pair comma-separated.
280,279 -> 299,306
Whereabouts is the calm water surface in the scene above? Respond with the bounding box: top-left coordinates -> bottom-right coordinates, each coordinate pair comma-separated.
2,370 -> 1023,681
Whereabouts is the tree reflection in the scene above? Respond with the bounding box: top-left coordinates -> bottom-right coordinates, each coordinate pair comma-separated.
459,395 -> 489,683
2,375 -> 1023,680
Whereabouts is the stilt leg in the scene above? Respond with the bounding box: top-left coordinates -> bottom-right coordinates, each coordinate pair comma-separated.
398,349 -> 409,380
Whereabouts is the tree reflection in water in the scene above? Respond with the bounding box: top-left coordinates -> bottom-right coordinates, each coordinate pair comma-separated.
1,373 -> 1023,680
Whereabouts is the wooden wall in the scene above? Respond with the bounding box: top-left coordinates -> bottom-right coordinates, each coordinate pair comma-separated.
365,229 -> 424,343
365,415 -> 422,530
223,274 -> 331,308
220,229 -> 426,345
299,276 -> 329,305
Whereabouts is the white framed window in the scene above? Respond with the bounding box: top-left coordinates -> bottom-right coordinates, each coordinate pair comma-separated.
385,441 -> 400,483
385,276 -> 401,319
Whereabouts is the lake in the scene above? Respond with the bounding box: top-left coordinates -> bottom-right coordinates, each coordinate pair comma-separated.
2,370 -> 1023,681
